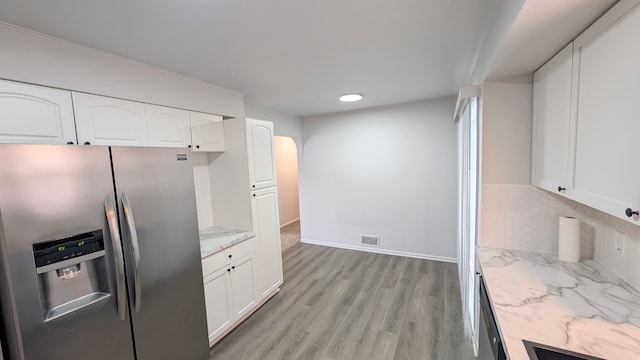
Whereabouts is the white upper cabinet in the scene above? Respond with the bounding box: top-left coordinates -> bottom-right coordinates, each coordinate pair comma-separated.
144,104 -> 191,148
571,0 -> 640,222
190,111 -> 225,152
246,118 -> 277,190
73,92 -> 147,146
532,43 -> 574,196
0,79 -> 77,144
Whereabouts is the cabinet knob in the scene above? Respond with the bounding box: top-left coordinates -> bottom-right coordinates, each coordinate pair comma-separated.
253,194 -> 256,197
196,145 -> 200,149
228,254 -> 232,259
625,208 -> 639,218
67,141 -> 74,145
188,145 -> 192,149
557,186 -> 566,192
84,141 -> 91,146
231,266 -> 235,270
252,185 -> 256,188
227,268 -> 231,272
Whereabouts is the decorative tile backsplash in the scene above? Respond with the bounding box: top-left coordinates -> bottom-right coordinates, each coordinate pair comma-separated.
481,184 -> 640,291
192,153 -> 214,229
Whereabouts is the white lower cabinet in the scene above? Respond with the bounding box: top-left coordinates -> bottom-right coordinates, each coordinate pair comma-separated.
0,79 -> 77,144
202,239 -> 257,345
203,267 -> 234,343
251,186 -> 284,298
230,255 -> 257,319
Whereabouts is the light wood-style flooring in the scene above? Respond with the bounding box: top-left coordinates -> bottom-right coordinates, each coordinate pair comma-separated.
210,244 -> 473,360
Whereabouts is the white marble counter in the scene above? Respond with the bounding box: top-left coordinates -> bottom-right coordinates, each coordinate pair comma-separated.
200,226 -> 254,258
477,247 -> 640,360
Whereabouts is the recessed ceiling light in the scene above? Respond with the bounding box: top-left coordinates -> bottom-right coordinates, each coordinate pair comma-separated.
339,93 -> 363,102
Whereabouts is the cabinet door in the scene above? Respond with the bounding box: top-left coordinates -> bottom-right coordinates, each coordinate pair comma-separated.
145,104 -> 191,148
230,255 -> 257,319
0,79 -> 76,144
203,267 -> 234,344
246,118 -> 277,190
572,1 -> 640,222
73,92 -> 147,146
531,43 -> 573,195
251,186 -> 283,297
190,111 -> 225,152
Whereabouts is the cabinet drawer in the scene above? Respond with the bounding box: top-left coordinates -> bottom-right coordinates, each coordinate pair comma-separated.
202,237 -> 255,277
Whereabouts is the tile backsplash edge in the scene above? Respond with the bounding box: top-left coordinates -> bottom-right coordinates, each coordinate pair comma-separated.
481,184 -> 640,291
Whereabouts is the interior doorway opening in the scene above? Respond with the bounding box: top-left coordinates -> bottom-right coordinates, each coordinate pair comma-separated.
274,136 -> 300,251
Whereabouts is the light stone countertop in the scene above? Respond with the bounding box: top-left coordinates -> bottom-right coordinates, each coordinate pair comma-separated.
477,247 -> 640,360
200,226 -> 255,258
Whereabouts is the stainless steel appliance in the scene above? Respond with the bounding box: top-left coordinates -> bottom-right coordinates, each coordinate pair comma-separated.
478,275 -> 506,360
0,145 -> 209,360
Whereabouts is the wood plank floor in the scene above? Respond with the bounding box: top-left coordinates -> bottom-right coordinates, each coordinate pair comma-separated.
210,244 -> 473,360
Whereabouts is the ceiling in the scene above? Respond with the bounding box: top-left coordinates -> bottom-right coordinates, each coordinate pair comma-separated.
487,0 -> 617,81
0,0 -> 499,117
0,0 -> 619,117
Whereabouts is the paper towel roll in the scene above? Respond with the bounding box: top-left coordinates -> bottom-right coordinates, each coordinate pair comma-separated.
558,216 -> 581,262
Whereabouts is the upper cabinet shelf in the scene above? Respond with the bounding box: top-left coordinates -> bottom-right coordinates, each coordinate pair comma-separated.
532,0 -> 640,224
246,118 -> 277,190
532,43 -> 574,196
0,79 -> 77,145
0,80 -> 225,152
74,92 -> 147,146
191,111 -> 225,152
570,0 -> 640,223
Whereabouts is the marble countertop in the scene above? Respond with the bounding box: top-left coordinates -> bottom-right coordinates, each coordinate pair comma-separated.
477,247 -> 640,360
200,226 -> 255,258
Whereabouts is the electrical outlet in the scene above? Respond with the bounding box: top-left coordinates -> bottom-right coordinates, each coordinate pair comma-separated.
615,231 -> 625,256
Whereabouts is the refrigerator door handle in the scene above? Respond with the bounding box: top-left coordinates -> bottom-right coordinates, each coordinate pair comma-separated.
121,193 -> 142,313
104,196 -> 127,320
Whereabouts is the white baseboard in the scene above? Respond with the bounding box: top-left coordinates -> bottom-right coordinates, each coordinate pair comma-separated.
280,217 -> 300,228
301,239 -> 457,263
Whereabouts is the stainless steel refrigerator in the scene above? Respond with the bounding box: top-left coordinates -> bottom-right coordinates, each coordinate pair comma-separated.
0,145 -> 209,360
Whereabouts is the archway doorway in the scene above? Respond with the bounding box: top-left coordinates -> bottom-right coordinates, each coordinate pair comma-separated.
274,136 -> 300,251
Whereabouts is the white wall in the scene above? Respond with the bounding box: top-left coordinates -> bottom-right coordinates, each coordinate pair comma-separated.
208,118 -> 253,231
192,153 -> 215,230
481,81 -> 533,185
274,136 -> 300,226
300,97 -> 458,261
0,22 -> 244,117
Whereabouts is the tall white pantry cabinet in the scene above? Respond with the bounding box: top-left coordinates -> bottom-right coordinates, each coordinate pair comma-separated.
246,118 -> 284,299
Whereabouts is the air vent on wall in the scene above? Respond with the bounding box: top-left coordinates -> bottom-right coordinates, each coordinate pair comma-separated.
361,235 -> 380,247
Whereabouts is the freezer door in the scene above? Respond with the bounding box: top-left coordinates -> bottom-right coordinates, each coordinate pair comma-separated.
0,145 -> 135,360
110,147 -> 209,360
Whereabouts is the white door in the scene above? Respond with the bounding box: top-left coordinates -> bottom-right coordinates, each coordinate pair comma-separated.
230,255 -> 257,319
246,118 -> 277,190
203,267 -> 234,344
0,79 -> 77,144
190,111 -> 224,152
251,186 -> 284,297
73,92 -> 147,146
572,1 -> 640,222
145,104 -> 191,148
532,44 -> 573,195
